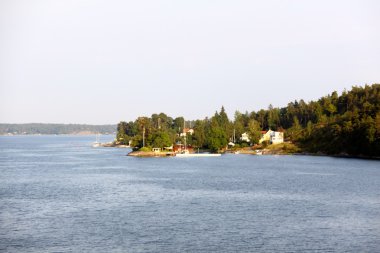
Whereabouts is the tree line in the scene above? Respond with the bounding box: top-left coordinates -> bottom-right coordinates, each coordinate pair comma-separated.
117,84 -> 380,157
0,123 -> 116,135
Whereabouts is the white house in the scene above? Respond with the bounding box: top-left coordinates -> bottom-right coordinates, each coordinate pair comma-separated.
270,131 -> 284,144
240,132 -> 250,142
180,128 -> 194,137
152,148 -> 161,153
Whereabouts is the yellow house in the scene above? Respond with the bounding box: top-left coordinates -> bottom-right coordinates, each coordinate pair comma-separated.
259,130 -> 273,144
259,130 -> 284,144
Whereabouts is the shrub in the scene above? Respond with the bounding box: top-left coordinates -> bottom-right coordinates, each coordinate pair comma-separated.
239,142 -> 248,148
261,140 -> 270,148
139,147 -> 151,152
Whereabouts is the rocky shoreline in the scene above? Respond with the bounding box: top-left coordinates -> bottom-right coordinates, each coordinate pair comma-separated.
97,142 -> 130,148
105,143 -> 380,160
127,151 -> 175,157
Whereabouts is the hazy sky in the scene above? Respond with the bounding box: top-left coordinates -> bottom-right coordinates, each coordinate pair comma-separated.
1,0 -> 379,124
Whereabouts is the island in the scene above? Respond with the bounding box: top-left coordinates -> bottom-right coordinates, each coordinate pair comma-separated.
109,84 -> 380,158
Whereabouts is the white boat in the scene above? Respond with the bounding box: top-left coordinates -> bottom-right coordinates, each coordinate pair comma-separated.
92,134 -> 101,147
255,150 -> 263,155
92,142 -> 101,148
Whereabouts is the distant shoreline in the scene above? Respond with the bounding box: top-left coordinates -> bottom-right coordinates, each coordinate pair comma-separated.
1,133 -> 116,136
0,123 -> 116,136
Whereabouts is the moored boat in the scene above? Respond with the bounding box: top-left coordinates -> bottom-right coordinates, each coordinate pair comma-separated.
92,133 -> 101,147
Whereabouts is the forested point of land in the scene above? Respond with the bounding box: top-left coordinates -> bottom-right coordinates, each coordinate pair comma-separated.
0,123 -> 116,135
117,84 -> 380,157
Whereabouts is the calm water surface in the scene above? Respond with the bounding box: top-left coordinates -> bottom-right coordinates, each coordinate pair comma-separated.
0,136 -> 379,252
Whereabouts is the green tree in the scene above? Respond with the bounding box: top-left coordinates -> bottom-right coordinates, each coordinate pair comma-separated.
306,121 -> 313,137
233,111 -> 245,144
247,119 -> 261,144
193,119 -> 207,148
115,84 -> 380,157
206,114 -> 228,152
287,116 -> 303,141
207,127 -> 228,152
151,131 -> 172,149
267,104 -> 280,130
173,117 -> 185,133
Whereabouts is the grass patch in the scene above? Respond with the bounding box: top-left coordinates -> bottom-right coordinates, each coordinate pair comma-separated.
139,147 -> 151,152
266,142 -> 301,154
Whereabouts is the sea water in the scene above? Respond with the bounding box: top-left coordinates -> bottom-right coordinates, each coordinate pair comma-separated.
0,135 -> 379,252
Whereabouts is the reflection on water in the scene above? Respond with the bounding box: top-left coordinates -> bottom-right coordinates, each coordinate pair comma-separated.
0,136 -> 379,252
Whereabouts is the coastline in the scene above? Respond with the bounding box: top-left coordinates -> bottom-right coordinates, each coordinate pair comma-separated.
97,142 -> 130,148
127,151 -> 175,157
123,147 -> 380,160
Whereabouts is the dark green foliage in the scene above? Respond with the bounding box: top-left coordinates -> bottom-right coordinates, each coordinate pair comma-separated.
205,113 -> 228,152
239,84 -> 380,157
116,120 -> 141,145
151,131 -> 172,149
297,84 -> 380,156
115,84 -> 380,157
207,126 -> 228,152
115,107 -> 232,152
247,119 -> 261,144
139,147 -> 151,152
192,120 -> 207,148
173,117 -> 185,132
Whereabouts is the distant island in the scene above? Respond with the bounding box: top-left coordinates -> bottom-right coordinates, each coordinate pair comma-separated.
116,84 -> 380,158
0,123 -> 116,135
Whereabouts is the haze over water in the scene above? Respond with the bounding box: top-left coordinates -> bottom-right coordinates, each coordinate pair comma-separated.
1,135 -> 380,252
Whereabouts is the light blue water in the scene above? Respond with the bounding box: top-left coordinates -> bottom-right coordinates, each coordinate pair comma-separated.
0,136 -> 379,252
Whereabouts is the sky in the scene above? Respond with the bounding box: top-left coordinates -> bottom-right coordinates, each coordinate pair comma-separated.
0,0 -> 379,124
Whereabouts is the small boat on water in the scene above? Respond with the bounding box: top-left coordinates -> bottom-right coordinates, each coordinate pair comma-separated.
92,142 -> 101,148
92,134 -> 101,147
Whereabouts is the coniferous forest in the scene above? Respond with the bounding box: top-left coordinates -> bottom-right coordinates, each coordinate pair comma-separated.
117,84 -> 380,157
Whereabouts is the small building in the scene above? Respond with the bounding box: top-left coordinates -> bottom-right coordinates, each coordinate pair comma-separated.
180,128 -> 194,137
152,148 -> 161,153
240,132 -> 250,142
164,145 -> 173,151
259,130 -> 272,144
270,131 -> 284,144
259,130 -> 284,144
